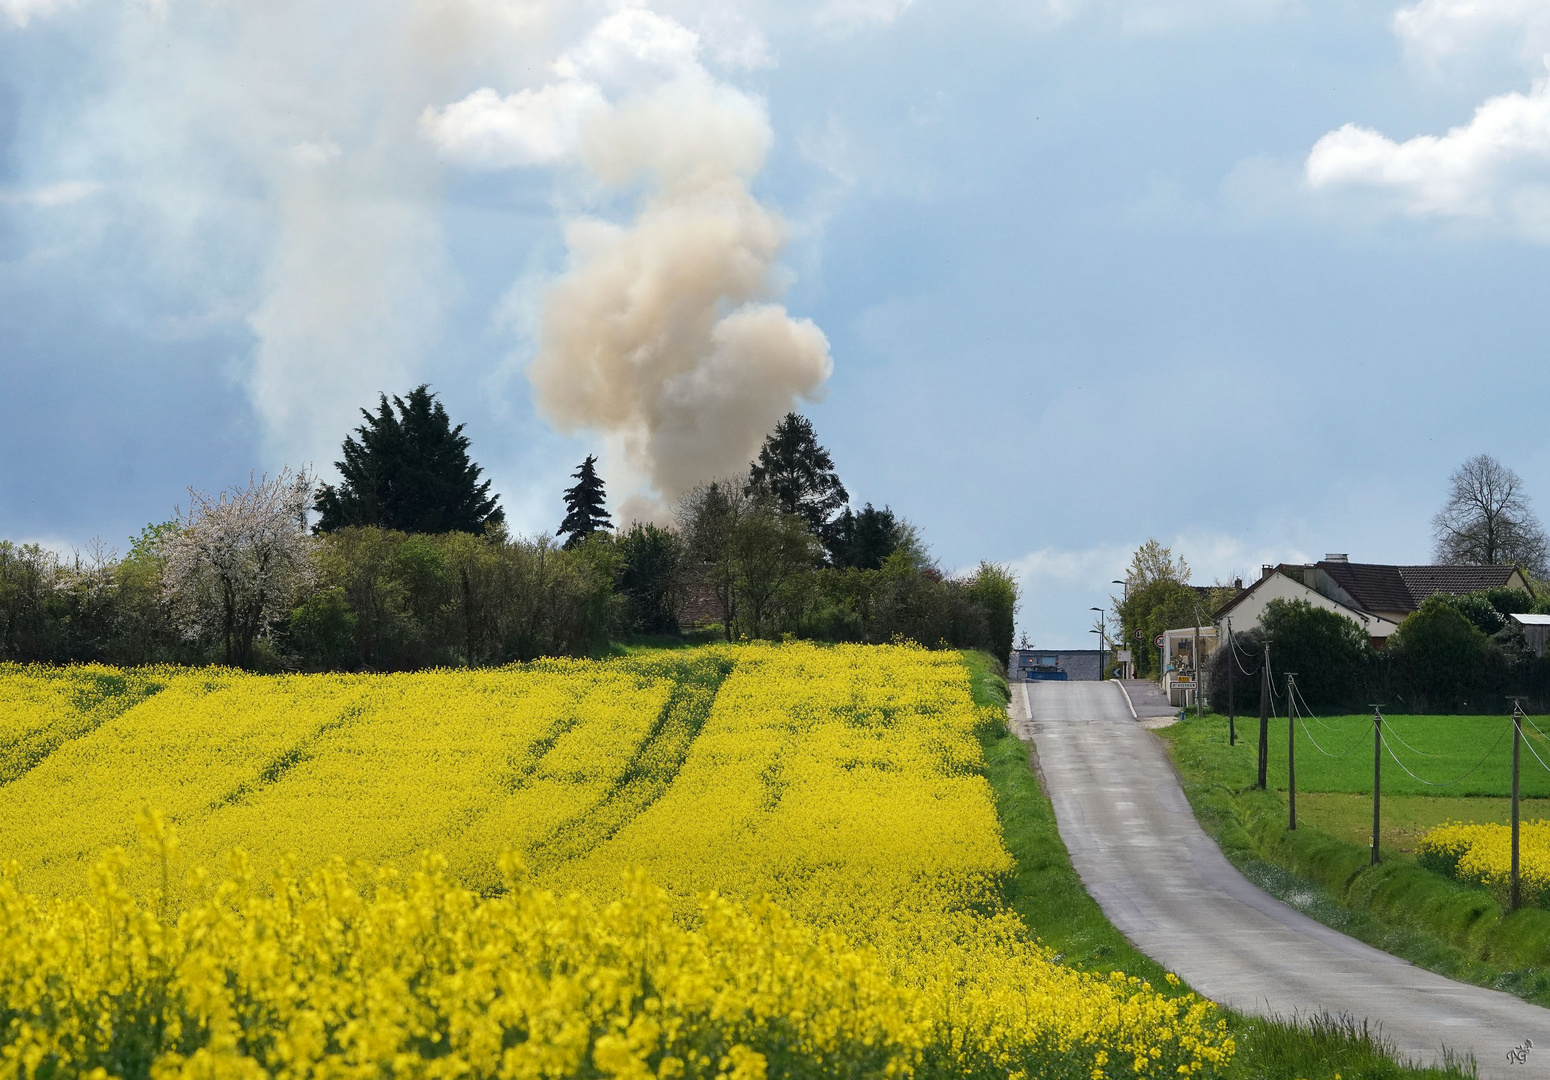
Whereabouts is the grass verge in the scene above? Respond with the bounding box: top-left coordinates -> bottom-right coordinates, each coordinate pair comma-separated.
961,654 -> 1475,1079
1162,709 -> 1550,1008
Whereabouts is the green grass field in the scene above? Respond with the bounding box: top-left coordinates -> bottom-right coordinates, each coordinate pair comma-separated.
1296,792 -> 1550,854
1180,709 -> 1550,797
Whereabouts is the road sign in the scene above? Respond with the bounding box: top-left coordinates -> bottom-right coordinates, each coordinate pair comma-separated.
1153,634 -> 1165,648
1133,628 -> 1143,641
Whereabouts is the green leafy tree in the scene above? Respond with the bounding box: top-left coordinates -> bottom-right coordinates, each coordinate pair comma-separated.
618,523 -> 682,634
747,413 -> 848,539
1389,595 -> 1490,712
826,504 -> 902,570
314,385 -> 503,535
1116,579 -> 1198,679
1258,598 -> 1370,711
557,455 -> 612,550
966,562 -> 1019,662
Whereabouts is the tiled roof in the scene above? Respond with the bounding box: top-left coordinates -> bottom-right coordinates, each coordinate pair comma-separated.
1319,562 -> 1413,613
1396,565 -> 1520,604
1323,561 -> 1520,614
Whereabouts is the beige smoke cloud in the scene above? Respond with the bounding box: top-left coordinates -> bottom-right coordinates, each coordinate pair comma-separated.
428,7 -> 834,515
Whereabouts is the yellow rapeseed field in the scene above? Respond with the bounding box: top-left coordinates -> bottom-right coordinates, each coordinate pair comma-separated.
1417,818 -> 1550,906
0,644 -> 1234,1079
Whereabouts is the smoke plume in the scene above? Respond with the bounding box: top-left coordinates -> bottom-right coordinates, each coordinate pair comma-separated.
427,8 -> 834,515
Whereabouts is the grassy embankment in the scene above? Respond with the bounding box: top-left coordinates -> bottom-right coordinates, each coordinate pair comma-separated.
1160,707 -> 1550,1006
960,652 -> 1473,1080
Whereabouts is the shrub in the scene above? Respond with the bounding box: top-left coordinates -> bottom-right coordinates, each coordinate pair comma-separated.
1387,596 -> 1489,712
1258,598 -> 1371,712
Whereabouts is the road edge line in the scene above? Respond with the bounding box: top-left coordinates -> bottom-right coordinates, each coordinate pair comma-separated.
1114,680 -> 1139,720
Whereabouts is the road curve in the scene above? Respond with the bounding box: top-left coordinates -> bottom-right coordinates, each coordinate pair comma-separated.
1014,679 -> 1550,1079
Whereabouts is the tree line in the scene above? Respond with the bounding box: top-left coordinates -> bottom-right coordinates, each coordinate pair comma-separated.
0,388 -> 1016,670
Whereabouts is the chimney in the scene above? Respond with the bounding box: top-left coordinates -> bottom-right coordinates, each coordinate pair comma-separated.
1234,577 -> 1243,591
1260,564 -> 1273,580
1324,553 -> 1349,564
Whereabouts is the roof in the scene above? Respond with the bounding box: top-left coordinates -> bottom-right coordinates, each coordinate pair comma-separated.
1511,614 -> 1550,626
1320,562 -> 1412,613
1211,560 -> 1528,623
1394,565 -> 1522,605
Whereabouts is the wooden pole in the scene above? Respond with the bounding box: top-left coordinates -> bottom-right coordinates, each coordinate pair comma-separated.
1227,620 -> 1236,747
1193,619 -> 1202,719
1257,644 -> 1271,789
1512,703 -> 1523,911
1372,706 -> 1382,865
1287,673 -> 1297,831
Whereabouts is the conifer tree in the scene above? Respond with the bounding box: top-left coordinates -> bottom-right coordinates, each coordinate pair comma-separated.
558,455 -> 612,549
313,385 -> 502,535
746,413 -> 848,538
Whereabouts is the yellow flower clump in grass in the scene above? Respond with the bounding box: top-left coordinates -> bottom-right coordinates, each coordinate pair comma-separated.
1417,819 -> 1550,907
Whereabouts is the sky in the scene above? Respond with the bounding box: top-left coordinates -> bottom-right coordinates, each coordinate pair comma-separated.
3,0 -> 1550,647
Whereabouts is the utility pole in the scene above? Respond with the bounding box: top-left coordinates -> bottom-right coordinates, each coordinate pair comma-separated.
1257,643 -> 1271,789
1226,619 -> 1236,747
1287,674 -> 1298,831
1371,706 -> 1383,865
1193,617 -> 1202,719
1512,701 -> 1523,911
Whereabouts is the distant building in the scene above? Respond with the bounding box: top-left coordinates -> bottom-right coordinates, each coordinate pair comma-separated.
1213,555 -> 1532,645
1511,613 -> 1550,658
1012,648 -> 1103,682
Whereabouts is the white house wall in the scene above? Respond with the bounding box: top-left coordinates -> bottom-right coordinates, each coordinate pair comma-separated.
1220,573 -> 1399,641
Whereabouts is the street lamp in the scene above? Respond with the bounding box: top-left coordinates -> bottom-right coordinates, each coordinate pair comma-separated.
1090,606 -> 1106,681
1110,581 -> 1127,677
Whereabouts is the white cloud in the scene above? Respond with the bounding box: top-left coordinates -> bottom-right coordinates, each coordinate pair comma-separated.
0,0 -> 71,26
813,0 -> 913,32
1394,0 -> 1550,65
555,7 -> 703,87
423,82 -> 607,167
0,180 -> 100,206
1305,75 -> 1550,235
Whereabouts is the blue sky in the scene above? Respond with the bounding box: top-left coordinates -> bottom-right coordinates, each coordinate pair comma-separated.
3,0 -> 1549,646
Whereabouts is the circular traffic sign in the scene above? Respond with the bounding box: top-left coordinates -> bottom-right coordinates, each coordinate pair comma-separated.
1153,634 -> 1165,648
1133,628 -> 1143,641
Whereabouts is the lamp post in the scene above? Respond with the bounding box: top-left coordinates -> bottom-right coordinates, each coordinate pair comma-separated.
1090,606 -> 1106,681
1110,581 -> 1126,677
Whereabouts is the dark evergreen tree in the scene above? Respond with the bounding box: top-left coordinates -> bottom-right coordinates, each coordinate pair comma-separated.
313,385 -> 503,535
826,504 -> 901,570
558,455 -> 612,549
746,413 -> 848,538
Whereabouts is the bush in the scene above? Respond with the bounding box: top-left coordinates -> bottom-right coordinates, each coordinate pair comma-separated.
1206,627 -> 1265,716
1258,598 -> 1371,712
1387,596 -> 1490,712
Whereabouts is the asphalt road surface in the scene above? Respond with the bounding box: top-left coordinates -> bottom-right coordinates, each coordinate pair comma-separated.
1013,679 -> 1550,1078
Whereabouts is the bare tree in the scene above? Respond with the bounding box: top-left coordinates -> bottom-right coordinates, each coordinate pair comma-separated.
163,469 -> 316,667
1432,454 -> 1549,577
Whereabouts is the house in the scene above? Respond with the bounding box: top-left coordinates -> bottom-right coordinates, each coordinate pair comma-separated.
1214,555 -> 1532,645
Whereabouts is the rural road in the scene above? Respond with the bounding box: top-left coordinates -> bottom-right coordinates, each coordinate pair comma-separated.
1013,679 -> 1550,1079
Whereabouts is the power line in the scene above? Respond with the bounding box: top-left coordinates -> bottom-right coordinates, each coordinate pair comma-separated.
1296,713 -> 1367,759
1377,723 -> 1509,789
